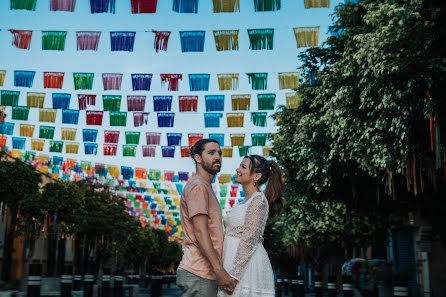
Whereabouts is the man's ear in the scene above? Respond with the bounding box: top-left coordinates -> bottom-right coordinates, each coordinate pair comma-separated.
194,154 -> 202,164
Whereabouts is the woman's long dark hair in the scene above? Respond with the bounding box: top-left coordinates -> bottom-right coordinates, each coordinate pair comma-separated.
245,155 -> 284,218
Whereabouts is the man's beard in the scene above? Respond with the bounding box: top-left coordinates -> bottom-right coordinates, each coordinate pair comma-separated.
202,160 -> 221,175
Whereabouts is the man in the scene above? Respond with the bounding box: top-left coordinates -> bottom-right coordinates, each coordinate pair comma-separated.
176,139 -> 237,296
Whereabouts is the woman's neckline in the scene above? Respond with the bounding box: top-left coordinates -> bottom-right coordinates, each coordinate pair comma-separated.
241,191 -> 262,204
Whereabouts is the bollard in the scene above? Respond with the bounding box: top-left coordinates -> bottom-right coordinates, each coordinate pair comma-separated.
276,278 -> 283,297
393,286 -> 409,296
73,273 -> 82,291
342,282 -> 353,297
327,277 -> 337,297
83,263 -> 95,297
113,274 -> 124,297
297,276 -> 305,297
314,280 -> 323,297
61,264 -> 73,297
283,277 -> 289,296
150,275 -> 163,297
100,269 -> 111,297
27,263 -> 42,297
290,279 -> 298,297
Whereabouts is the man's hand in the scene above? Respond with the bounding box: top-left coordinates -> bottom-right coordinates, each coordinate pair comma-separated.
215,268 -> 238,295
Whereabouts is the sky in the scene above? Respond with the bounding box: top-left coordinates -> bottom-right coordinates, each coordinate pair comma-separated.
0,0 -> 342,176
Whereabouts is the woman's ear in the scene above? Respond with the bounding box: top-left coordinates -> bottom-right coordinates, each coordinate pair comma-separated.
254,172 -> 262,182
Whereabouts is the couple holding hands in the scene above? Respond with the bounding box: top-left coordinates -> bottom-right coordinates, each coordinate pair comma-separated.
176,139 -> 283,297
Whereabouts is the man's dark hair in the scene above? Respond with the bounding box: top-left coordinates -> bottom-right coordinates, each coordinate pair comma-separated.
190,139 -> 220,163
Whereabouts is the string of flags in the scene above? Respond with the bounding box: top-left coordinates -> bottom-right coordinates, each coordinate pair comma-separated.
6,28 -> 320,52
9,0 -> 330,14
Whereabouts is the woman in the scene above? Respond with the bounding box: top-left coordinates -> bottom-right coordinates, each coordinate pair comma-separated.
218,155 -> 284,297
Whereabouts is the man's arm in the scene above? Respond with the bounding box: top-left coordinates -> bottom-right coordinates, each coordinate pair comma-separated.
192,214 -> 237,294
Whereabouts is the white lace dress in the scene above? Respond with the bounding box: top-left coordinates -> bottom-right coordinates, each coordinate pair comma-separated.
217,192 -> 275,297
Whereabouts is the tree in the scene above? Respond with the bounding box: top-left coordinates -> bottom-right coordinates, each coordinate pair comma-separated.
0,153 -> 42,281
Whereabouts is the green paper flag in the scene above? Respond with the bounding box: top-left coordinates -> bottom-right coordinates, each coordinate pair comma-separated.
103,95 -> 122,111
42,31 -> 67,51
73,73 -> 94,90
110,111 -> 127,126
12,106 -> 30,120
257,94 -> 276,110
1,90 -> 20,106
10,0 -> 37,10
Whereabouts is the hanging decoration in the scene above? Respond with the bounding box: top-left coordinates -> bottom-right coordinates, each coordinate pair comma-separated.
188,133 -> 203,146
152,31 -> 171,52
39,108 -> 57,123
61,127 -> 77,140
251,112 -> 267,127
86,110 -> 103,125
262,146 -> 272,156
172,0 -> 198,13
77,94 -> 96,110
62,109 -> 80,124
49,140 -> 64,153
221,147 -> 233,157
14,70 -> 35,88
9,30 -> 33,49
231,94 -> 250,110
161,146 -> 176,158
226,112 -> 244,127
157,112 -> 175,127
133,112 -> 150,127
102,95 -> 121,111
304,0 -> 330,8
189,74 -> 210,91
20,124 -> 35,137
102,73 -> 123,90
31,139 -> 45,151
253,0 -> 280,11
180,146 -> 190,157
12,106 -> 30,121
127,95 -> 146,111
204,113 -> 223,128
131,0 -> 157,13
10,0 -> 37,10
238,146 -> 250,157
0,70 -> 6,86
247,73 -> 268,90
44,72 -> 65,89
257,93 -> 276,110
286,92 -> 302,109
82,129 -> 98,142
12,137 -> 25,150
153,96 -> 173,111
251,133 -> 268,146
123,145 -> 137,157
205,95 -> 225,112
167,133 -> 182,146
248,29 -> 274,50
217,73 -> 239,90
73,73 -> 94,90
146,132 -> 161,145
50,0 -> 76,11
212,0 -> 239,12
104,130 -> 120,143
90,0 -> 116,13
131,74 -> 152,91
126,131 -> 141,144
84,143 -> 98,155
52,93 -> 71,109
65,142 -> 79,154
293,27 -> 320,48
0,135 -> 7,148
278,72 -> 299,89
76,31 -> 101,51
209,133 -> 224,146
230,133 -> 245,146
110,32 -> 136,51
160,74 -> 182,91
104,144 -> 118,155
179,96 -> 198,112
213,30 -> 239,51
0,122 -> 14,135
42,31 -> 67,51
1,90 -> 20,106
179,31 -> 206,52
39,126 -> 56,139
27,92 -> 45,108
109,111 -> 127,126
142,145 -> 156,157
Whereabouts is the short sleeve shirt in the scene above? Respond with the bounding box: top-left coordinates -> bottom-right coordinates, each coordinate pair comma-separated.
178,174 -> 224,280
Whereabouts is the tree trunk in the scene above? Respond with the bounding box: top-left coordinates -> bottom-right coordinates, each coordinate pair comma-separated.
1,205 -> 18,281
